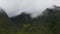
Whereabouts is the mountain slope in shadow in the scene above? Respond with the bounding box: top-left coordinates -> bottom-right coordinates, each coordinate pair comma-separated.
10,12 -> 32,24
0,8 -> 17,34
10,5 -> 60,34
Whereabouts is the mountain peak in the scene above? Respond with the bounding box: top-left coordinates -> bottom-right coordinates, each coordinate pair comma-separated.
0,8 -> 8,17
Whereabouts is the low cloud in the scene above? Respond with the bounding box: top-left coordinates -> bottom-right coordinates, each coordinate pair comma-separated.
0,0 -> 60,17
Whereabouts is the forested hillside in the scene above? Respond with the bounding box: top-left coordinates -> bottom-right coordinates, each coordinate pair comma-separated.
0,5 -> 60,34
0,8 -> 17,34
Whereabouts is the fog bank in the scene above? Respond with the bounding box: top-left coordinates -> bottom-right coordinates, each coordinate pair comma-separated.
0,0 -> 60,17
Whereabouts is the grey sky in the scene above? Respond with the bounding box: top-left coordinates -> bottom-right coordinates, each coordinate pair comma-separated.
0,0 -> 60,17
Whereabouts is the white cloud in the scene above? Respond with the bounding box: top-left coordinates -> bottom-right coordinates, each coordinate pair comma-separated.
0,0 -> 60,17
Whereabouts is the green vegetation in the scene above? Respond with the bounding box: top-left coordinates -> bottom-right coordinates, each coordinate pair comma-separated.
0,9 -> 17,34
0,5 -> 60,34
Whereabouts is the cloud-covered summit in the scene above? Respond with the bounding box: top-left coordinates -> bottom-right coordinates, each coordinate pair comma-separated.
0,0 -> 60,17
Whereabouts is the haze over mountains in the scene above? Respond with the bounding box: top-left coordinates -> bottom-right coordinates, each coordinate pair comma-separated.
0,0 -> 60,17
0,5 -> 60,34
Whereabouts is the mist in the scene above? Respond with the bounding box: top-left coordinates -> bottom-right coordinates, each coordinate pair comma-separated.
0,0 -> 60,17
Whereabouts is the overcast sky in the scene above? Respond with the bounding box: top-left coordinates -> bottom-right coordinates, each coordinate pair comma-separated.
0,0 -> 60,17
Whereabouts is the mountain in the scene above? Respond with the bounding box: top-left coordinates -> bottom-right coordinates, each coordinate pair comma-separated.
10,12 -> 32,24
0,8 -> 17,34
9,5 -> 60,34
39,5 -> 60,34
